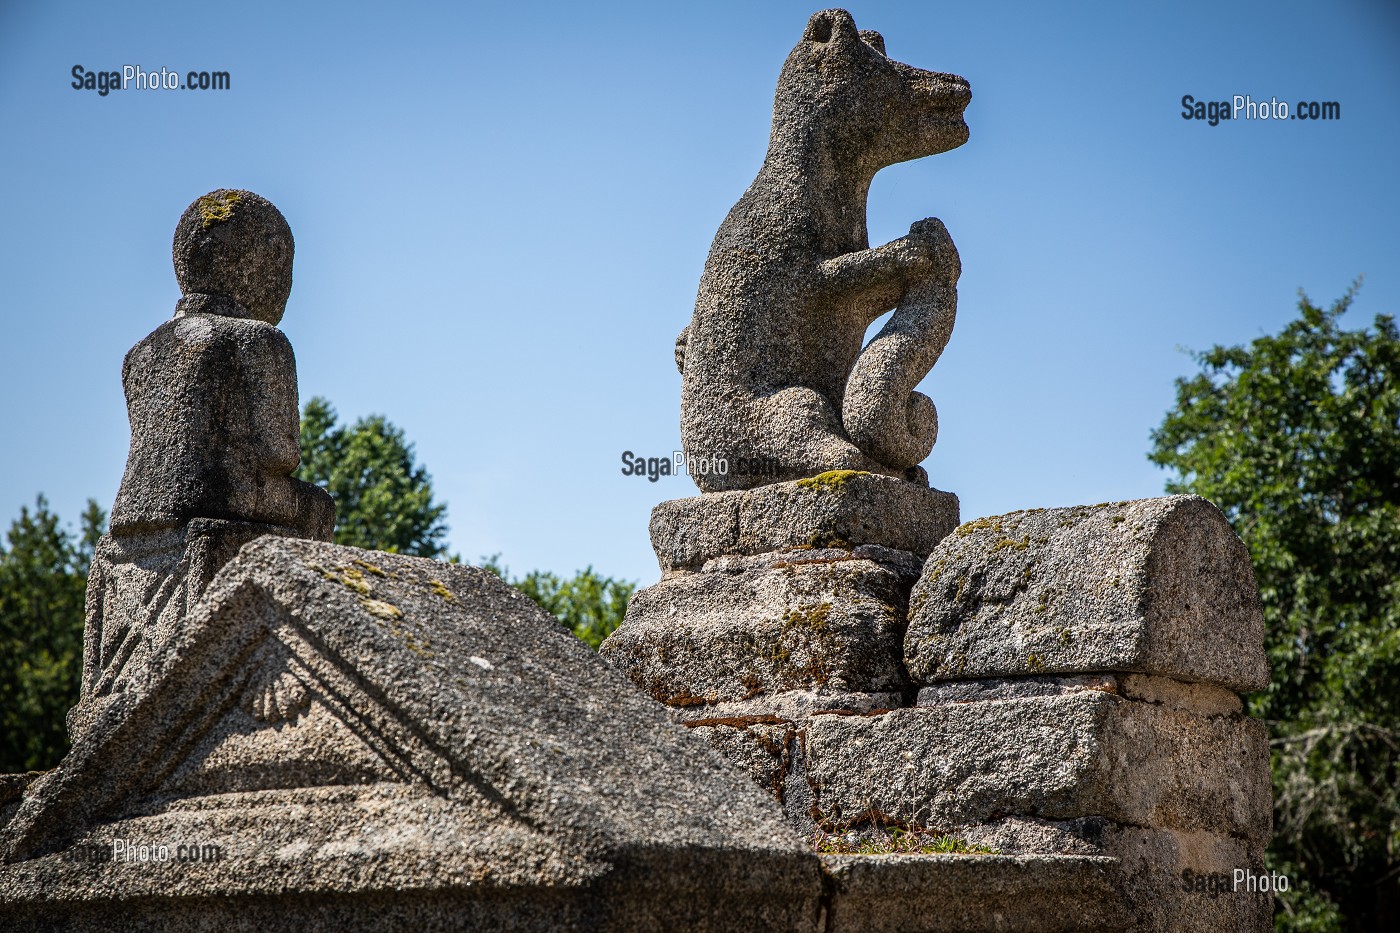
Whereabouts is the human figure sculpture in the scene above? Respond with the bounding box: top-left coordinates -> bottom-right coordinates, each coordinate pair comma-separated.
109,189 -> 332,536
677,9 -> 970,492
72,190 -> 333,738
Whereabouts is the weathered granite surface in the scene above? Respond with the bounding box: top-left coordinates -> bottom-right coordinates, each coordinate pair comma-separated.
649,471 -> 958,572
2,538 -> 821,930
820,854 -> 1131,933
69,519 -> 325,741
677,9 -> 970,490
802,689 -> 1271,843
905,495 -> 1270,692
677,672 -> 1269,840
915,671 -> 1245,716
681,674 -> 1273,932
110,189 -> 332,538
73,189 -> 335,744
602,553 -> 911,705
1104,823 -> 1273,933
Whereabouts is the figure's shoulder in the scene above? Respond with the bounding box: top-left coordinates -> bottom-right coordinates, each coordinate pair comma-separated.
122,315 -> 291,382
163,313 -> 290,351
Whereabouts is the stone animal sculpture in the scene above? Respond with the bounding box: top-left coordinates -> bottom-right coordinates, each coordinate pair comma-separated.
677,8 -> 970,492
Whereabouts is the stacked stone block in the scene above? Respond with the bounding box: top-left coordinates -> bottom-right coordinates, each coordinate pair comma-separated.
603,493 -> 1275,932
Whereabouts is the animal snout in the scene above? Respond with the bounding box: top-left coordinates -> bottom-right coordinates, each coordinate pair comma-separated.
905,68 -> 972,115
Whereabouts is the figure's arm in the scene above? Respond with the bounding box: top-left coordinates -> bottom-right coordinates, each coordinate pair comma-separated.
817,217 -> 959,316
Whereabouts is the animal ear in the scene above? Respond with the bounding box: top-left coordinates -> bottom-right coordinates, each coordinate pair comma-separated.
802,9 -> 859,46
859,30 -> 886,56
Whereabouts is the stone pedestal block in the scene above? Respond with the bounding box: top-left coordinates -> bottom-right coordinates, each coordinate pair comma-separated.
683,674 -> 1274,933
803,681 -> 1271,844
602,472 -> 959,710
649,471 -> 959,573
905,495 -> 1269,692
602,555 -> 911,705
820,854 -> 1132,933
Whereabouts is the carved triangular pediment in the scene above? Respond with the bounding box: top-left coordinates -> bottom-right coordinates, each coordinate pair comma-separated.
2,576 -> 500,863
153,623 -> 429,800
1,537 -> 811,929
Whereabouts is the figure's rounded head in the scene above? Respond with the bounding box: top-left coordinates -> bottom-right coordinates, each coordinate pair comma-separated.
172,189 -> 294,325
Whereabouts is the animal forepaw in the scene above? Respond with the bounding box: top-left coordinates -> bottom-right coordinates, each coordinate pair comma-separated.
906,218 -> 960,283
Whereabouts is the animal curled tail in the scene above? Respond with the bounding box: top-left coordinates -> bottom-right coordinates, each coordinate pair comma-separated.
841,218 -> 960,470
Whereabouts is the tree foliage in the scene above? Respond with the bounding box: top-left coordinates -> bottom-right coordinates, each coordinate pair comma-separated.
1150,287 -> 1400,932
481,556 -> 634,649
0,496 -> 105,773
297,397 -> 450,559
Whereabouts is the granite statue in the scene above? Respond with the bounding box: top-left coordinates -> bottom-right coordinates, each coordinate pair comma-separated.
70,189 -> 334,740
677,8 -> 970,492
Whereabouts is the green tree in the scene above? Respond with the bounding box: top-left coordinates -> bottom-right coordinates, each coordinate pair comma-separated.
297,397 -> 450,558
0,496 -> 105,773
1150,286 -> 1400,932
481,556 -> 634,649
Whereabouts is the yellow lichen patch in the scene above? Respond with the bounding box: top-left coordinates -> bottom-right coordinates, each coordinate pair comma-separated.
805,530 -> 852,549
311,563 -> 373,597
362,598 -> 402,621
428,579 -> 456,601
352,559 -> 388,578
781,602 -> 832,632
991,536 -> 1030,552
795,469 -> 870,492
339,567 -> 372,597
197,191 -> 240,227
956,516 -> 1002,536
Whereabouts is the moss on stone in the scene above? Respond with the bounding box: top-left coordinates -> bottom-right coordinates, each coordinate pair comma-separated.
795,469 -> 870,492
956,515 -> 1002,536
362,598 -> 402,621
196,191 -> 240,228
805,530 -> 853,549
339,567 -> 372,597
781,602 -> 832,632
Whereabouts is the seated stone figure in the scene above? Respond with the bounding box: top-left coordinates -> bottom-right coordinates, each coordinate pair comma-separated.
678,9 -> 970,492
109,189 -> 332,536
71,190 -> 333,740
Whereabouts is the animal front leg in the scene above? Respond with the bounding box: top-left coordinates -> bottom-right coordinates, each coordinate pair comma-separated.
841,219 -> 960,470
817,224 -> 943,319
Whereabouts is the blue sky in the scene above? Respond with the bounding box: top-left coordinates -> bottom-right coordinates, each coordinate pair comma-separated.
1,0 -> 1396,585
